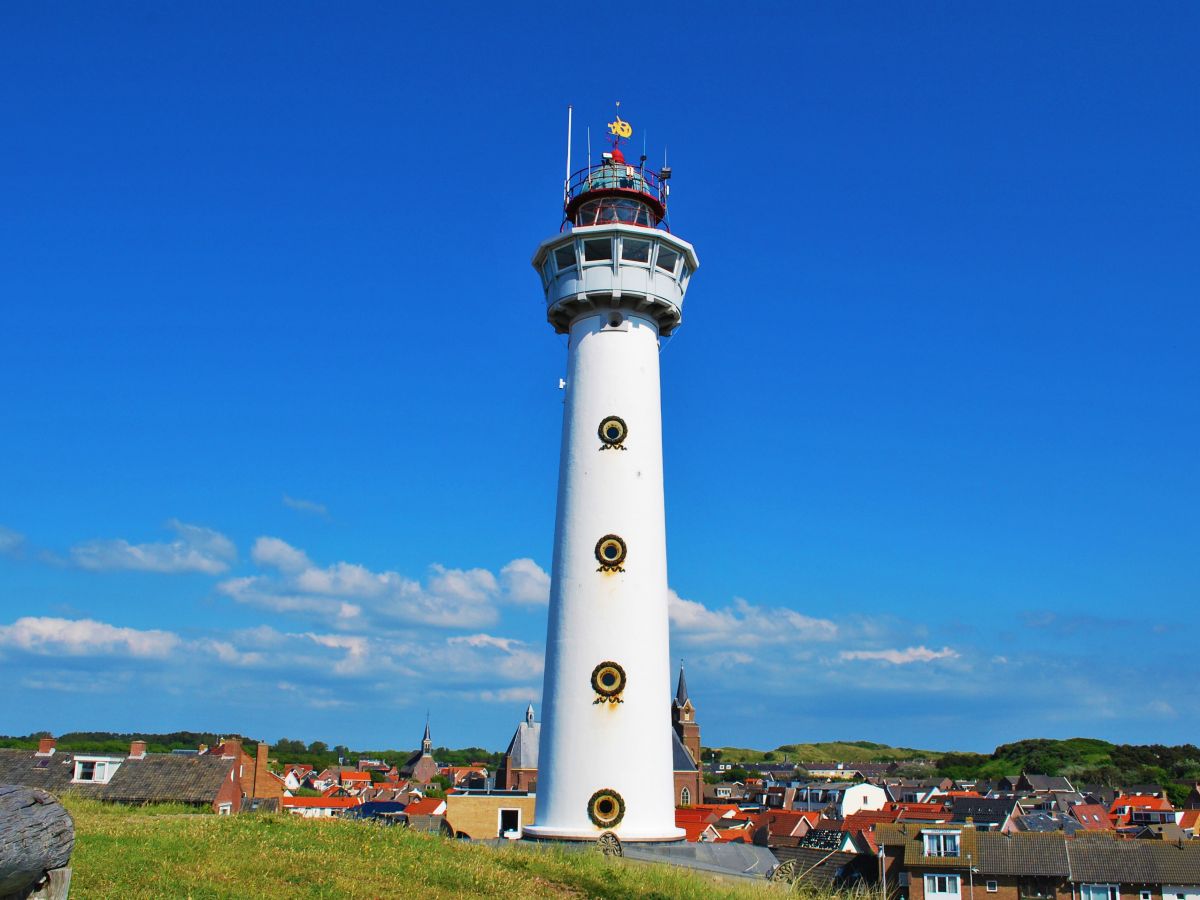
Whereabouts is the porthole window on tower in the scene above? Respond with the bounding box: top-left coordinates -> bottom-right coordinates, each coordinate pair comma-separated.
595,534 -> 627,572
588,789 -> 626,828
598,416 -> 628,450
583,238 -> 613,262
553,244 -> 577,271
655,246 -> 680,274
621,239 -> 652,264
591,661 -> 626,703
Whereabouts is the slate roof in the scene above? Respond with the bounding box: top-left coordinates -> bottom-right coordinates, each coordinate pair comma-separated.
950,796 -> 1016,827
772,847 -> 861,887
0,748 -> 234,805
1020,774 -> 1075,793
975,831 -> 1069,877
672,729 -> 697,773
503,716 -> 540,770
1067,833 -> 1200,884
675,665 -> 690,706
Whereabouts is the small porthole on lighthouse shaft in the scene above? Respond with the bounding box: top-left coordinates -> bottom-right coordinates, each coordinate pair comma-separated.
595,534 -> 626,572
591,661 -> 626,702
598,415 -> 628,450
588,789 -> 626,828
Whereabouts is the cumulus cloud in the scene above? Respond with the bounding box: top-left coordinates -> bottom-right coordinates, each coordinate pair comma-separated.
229,536 -> 549,629
839,645 -> 960,665
71,520 -> 236,574
0,616 -> 180,658
500,558 -> 551,605
669,591 -> 838,645
282,494 -> 328,517
251,537 -> 312,573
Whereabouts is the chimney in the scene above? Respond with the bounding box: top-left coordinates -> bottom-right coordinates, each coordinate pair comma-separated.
253,742 -> 269,798
129,740 -> 147,759
36,737 -> 56,756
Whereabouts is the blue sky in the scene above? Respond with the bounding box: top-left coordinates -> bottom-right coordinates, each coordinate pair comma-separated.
1,2 -> 1196,754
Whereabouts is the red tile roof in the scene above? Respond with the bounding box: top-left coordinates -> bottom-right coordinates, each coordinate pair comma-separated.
842,809 -> 902,831
340,772 -> 371,782
405,797 -> 447,816
1071,803 -> 1115,831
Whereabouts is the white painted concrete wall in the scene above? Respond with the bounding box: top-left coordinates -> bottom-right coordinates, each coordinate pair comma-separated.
524,309 -> 684,842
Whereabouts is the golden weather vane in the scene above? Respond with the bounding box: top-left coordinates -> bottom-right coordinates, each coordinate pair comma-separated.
607,101 -> 632,140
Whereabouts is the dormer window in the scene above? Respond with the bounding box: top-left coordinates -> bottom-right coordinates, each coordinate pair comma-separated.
72,756 -> 121,784
924,830 -> 961,857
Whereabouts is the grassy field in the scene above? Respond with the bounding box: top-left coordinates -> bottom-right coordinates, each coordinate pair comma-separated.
708,741 -> 941,765
64,798 -> 779,899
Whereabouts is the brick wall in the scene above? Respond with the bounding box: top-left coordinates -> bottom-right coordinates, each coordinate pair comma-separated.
444,794 -> 537,839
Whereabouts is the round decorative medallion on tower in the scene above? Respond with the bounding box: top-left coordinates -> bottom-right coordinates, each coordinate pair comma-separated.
523,108 -> 698,843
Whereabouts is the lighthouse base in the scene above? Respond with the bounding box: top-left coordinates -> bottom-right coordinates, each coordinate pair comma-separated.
522,824 -> 686,843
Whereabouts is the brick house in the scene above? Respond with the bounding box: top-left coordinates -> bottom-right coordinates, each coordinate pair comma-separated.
206,739 -> 286,805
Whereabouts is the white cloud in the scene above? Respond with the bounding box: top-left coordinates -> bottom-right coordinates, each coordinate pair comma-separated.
669,591 -> 838,645
251,536 -> 312,573
71,519 -> 236,574
0,526 -> 25,557
218,576 -> 364,622
839,645 -> 960,665
282,494 -> 328,517
224,537 -> 546,630
0,616 -> 180,658
500,558 -> 551,606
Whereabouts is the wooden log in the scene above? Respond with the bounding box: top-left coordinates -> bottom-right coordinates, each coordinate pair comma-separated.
0,785 -> 74,898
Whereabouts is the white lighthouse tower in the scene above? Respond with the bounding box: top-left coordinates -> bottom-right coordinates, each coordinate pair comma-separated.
523,111 -> 698,843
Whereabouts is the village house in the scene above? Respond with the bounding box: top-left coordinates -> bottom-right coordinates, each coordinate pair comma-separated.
0,737 -> 242,813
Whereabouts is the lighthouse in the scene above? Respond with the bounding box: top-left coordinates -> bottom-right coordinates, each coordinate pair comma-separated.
523,111 -> 698,843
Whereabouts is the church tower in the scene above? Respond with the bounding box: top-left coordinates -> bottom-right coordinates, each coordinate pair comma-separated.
671,664 -> 701,768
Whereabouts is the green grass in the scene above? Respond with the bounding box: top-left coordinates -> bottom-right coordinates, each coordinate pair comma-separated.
64,798 -> 779,899
708,742 -> 942,765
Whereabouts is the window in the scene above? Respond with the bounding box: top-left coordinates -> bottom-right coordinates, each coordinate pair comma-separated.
681,787 -> 691,806
553,245 -> 577,271
72,756 -> 120,784
621,239 -> 652,263
541,261 -> 553,287
925,875 -> 961,899
987,882 -> 999,893
217,803 -> 232,816
923,831 -> 961,857
655,246 -> 680,274
1081,886 -> 1120,900
1140,893 -> 1152,900
583,238 -> 613,262
499,808 -> 520,835
898,873 -> 910,887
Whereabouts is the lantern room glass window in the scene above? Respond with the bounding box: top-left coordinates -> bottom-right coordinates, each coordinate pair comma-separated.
621,239 -> 652,264
655,246 -> 680,274
553,244 -> 577,271
583,238 -> 613,262
574,197 -> 655,227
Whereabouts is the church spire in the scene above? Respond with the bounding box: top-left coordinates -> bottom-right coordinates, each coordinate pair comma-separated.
422,714 -> 432,755
674,661 -> 690,707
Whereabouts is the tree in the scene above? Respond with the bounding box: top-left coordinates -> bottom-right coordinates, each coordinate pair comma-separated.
308,741 -> 329,755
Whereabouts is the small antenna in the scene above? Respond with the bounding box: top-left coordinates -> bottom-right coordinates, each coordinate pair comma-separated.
587,126 -> 592,172
565,105 -> 573,203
